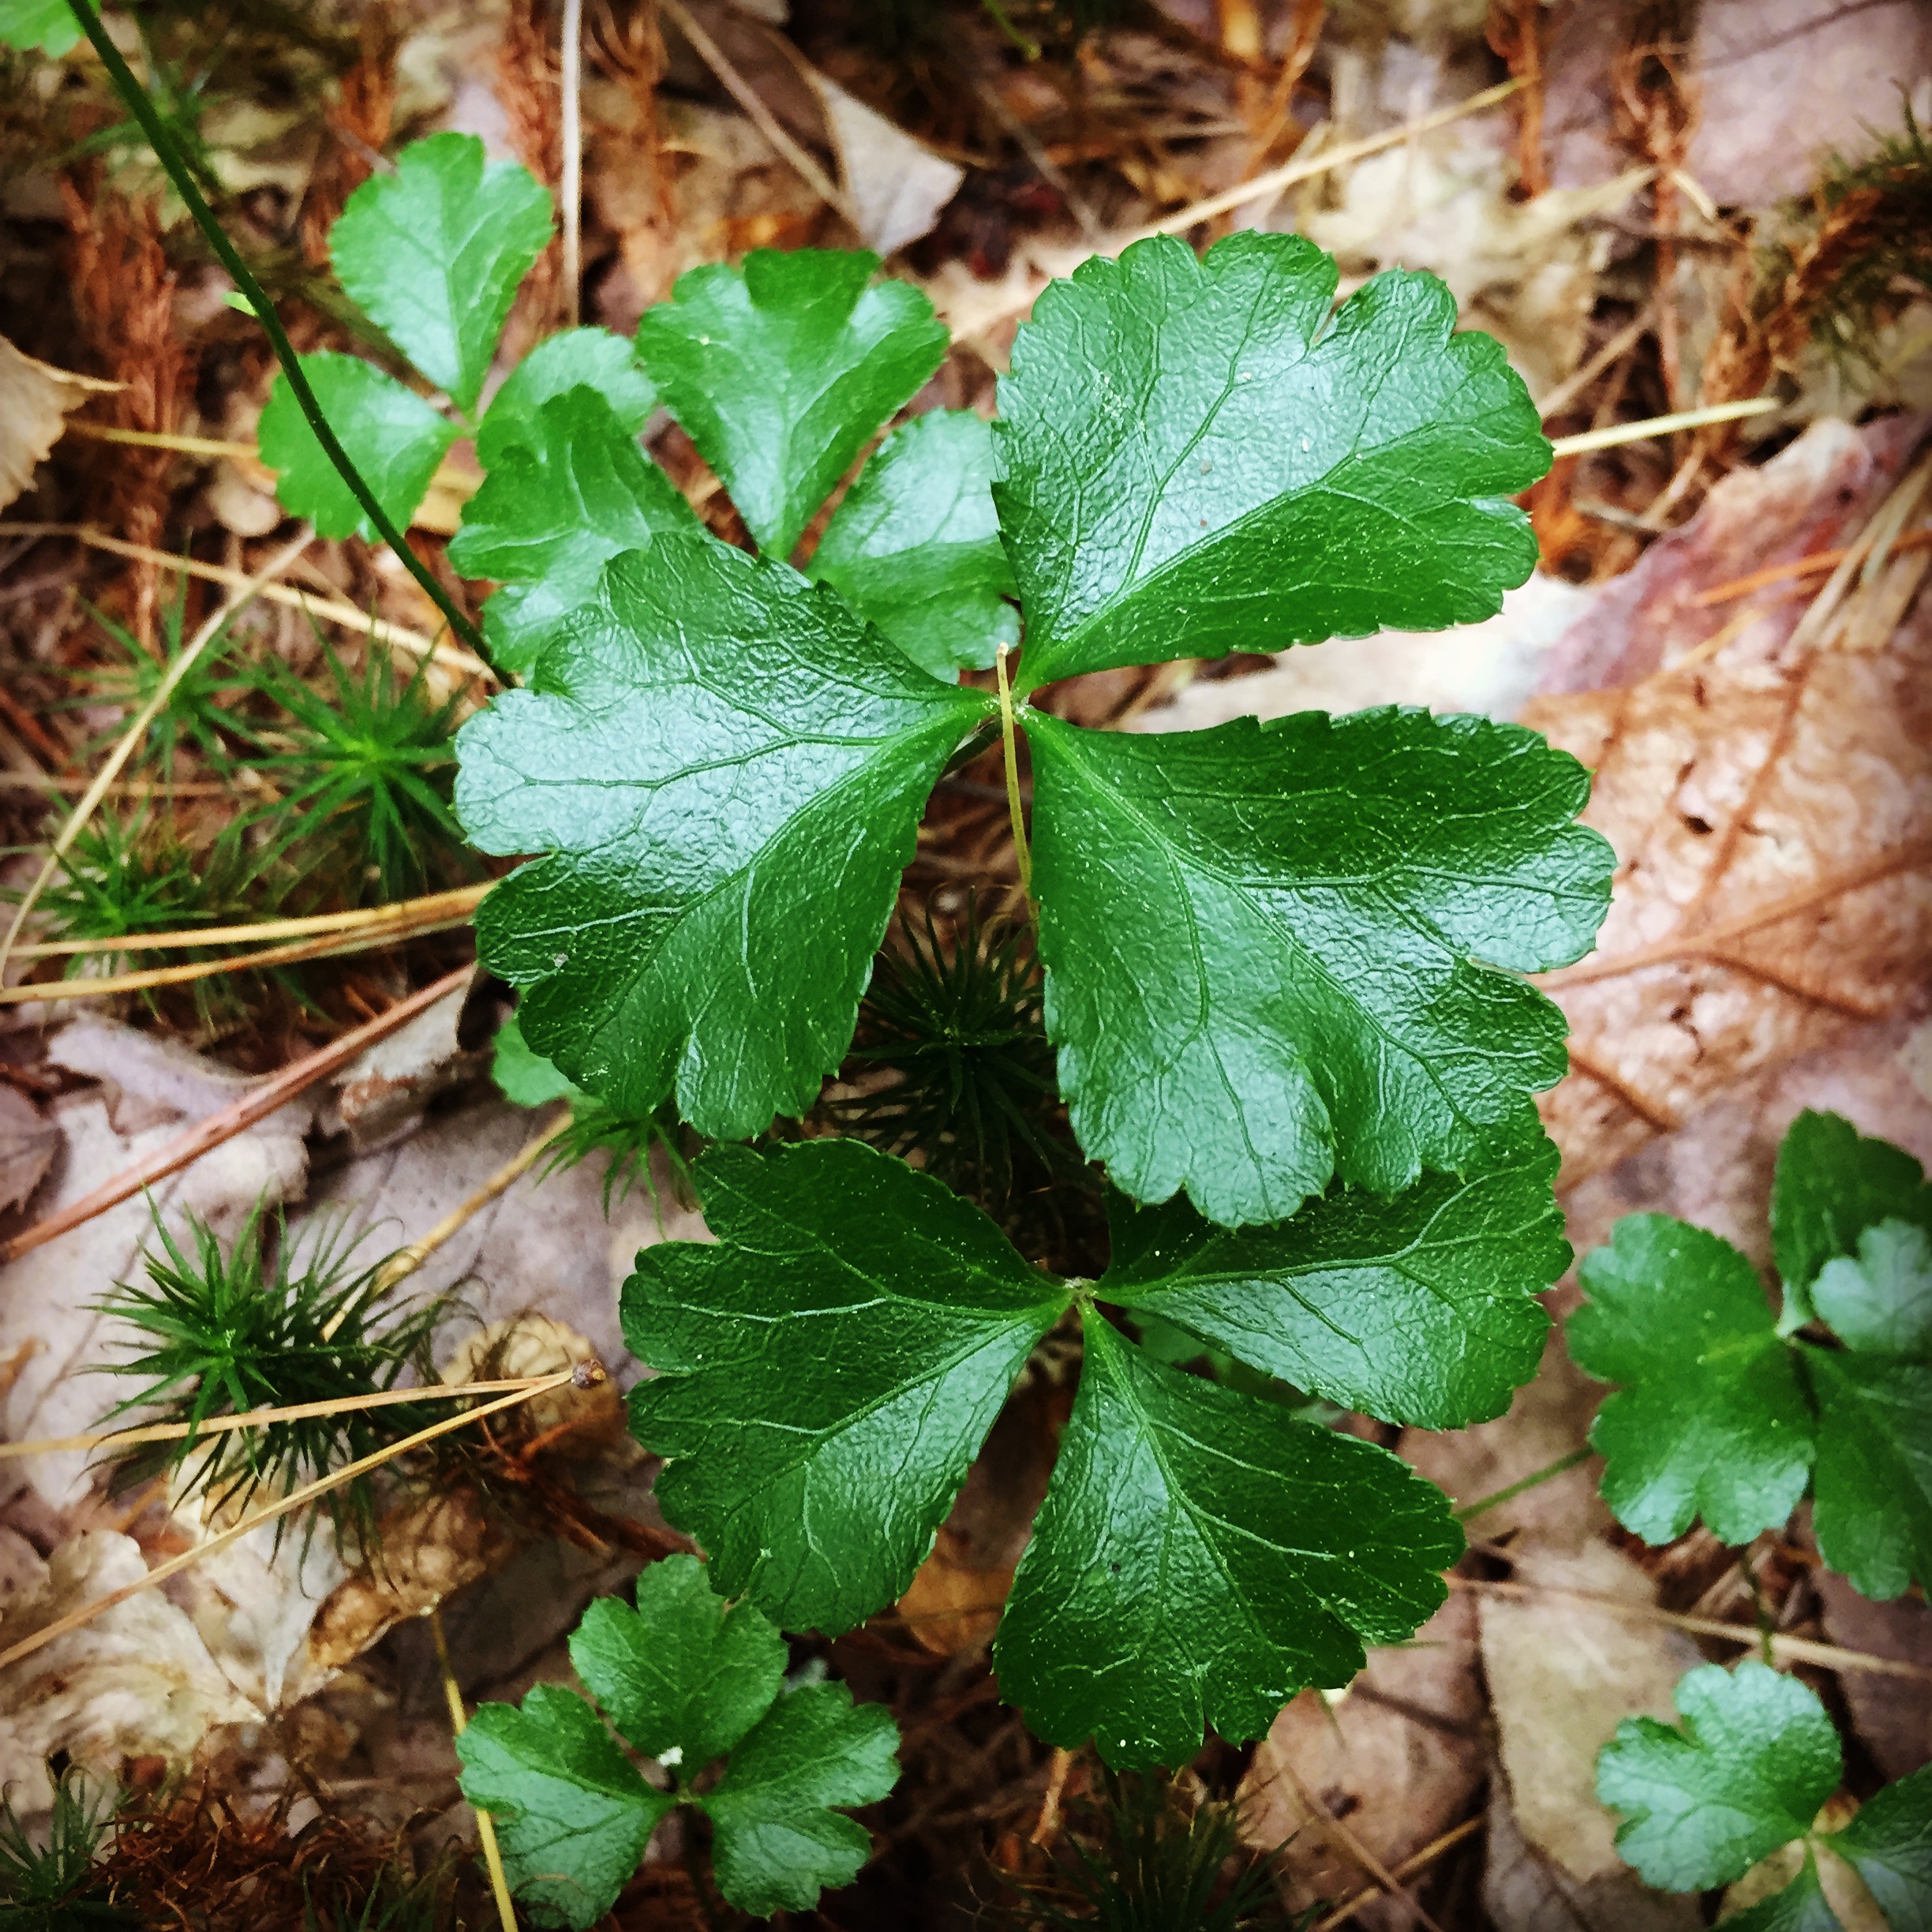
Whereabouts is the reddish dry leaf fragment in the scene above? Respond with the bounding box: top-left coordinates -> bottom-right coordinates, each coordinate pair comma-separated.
1527,605 -> 1932,1187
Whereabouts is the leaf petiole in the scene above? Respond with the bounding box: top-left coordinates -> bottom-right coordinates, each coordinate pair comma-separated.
994,642 -> 1032,903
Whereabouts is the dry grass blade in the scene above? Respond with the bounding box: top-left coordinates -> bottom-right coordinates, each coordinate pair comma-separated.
0,522 -> 488,680
430,1603 -> 520,1932
1448,1576 -> 1932,1683
1273,1754 -> 1450,1932
0,526 -> 313,983
0,964 -> 472,1266
1547,399 -> 1778,457
0,1367 -> 586,1676
12,883 -> 493,960
0,1376 -> 557,1462
1312,1816 -> 1485,1932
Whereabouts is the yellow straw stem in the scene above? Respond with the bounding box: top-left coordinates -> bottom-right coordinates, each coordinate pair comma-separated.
431,1604 -> 522,1932
994,643 -> 1032,902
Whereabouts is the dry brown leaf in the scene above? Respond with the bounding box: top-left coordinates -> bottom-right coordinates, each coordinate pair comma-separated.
1526,575 -> 1932,1188
1483,1778 -> 1701,1932
1238,1593 -> 1485,1926
0,1088 -> 58,1216
0,1530 -> 255,1813
0,335 -> 117,513
1817,1569 -> 1932,1781
807,69 -> 963,259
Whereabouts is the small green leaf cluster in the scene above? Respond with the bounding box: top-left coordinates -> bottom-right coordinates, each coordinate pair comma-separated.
455,1554 -> 899,1927
0,0 -> 92,59
95,1200 -> 441,1545
619,1133 -> 1575,1768
1570,1110 -> 1932,1599
1597,1659 -> 1931,1928
0,1770 -> 129,1932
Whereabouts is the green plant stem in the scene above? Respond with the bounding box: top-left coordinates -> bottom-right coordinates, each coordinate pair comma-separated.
994,643 -> 1032,902
1453,1446 -> 1592,1522
63,0 -> 486,658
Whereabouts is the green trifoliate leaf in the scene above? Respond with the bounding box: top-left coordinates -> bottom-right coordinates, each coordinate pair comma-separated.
637,248 -> 947,559
993,230 -> 1548,691
1569,1215 -> 1814,1548
994,1310 -> 1460,1769
1101,1131 -> 1563,1426
697,1682 -> 900,1917
1803,1347 -> 1932,1601
1596,1661 -> 1841,1893
569,1555 -> 785,1770
258,352 -> 456,541
449,387 -> 701,675
330,132 -> 553,411
1812,1220 -> 1932,1357
1772,1110 -> 1932,1327
1,0 -> 89,55
624,1140 -> 1069,1633
810,409 -> 1017,678
1825,1765 -> 1932,1929
492,1010 -> 586,1109
457,540 -> 991,1134
1024,706 -> 1610,1226
456,1683 -> 674,1930
475,327 -> 657,466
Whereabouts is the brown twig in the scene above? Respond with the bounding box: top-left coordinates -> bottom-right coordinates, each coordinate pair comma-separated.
0,964 -> 472,1267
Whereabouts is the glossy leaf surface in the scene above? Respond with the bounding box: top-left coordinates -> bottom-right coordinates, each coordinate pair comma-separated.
1026,706 -> 1610,1226
638,248 -> 946,559
993,1311 -> 1460,1768
259,352 -> 455,541
457,540 -> 990,1133
330,132 -> 552,410
624,1141 -> 1068,1632
994,231 -> 1548,690
1101,1131 -> 1564,1425
811,408 -> 1017,677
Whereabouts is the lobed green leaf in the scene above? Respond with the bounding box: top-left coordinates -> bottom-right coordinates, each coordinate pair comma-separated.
994,230 -> 1549,691
475,326 -> 657,467
1825,1764 -> 1932,1929
637,248 -> 947,560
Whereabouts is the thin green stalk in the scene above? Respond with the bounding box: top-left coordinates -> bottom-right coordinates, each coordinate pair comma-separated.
63,0 -> 486,657
1453,1446 -> 1592,1522
994,643 -> 1032,902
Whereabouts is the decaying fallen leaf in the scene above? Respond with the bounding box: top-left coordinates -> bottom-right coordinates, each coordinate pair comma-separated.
1483,1777 -> 1701,1932
0,335 -> 118,513
0,1530 -> 254,1813
1238,1593 -> 1485,1926
1817,1568 -> 1932,1781
1478,1541 -> 1705,1888
0,1088 -> 58,1216
805,69 -> 963,259
1526,480 -> 1932,1185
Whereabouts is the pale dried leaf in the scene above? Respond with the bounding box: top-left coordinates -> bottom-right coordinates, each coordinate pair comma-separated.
1239,1593 -> 1485,1926
1481,1542 -> 1705,1885
0,1088 -> 57,1215
0,1530 -> 255,1813
0,335 -> 117,514
1484,1778 -> 1702,1932
807,70 -> 962,258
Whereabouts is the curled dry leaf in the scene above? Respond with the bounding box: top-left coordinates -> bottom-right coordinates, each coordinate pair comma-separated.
0,1530 -> 254,1813
0,335 -> 118,513
0,1088 -> 58,1216
440,1312 -> 626,1453
1526,439 -> 1932,1186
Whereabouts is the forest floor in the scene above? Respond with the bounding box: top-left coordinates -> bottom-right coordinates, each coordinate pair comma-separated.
0,1 -> 1930,1926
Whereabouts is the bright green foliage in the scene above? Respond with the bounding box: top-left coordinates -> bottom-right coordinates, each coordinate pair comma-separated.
258,351 -> 456,543
230,642 -> 471,904
330,132 -> 552,410
95,1200 -> 438,1543
1569,1215 -> 1814,1547
457,539 -> 991,1134
995,1311 -> 1458,1766
1830,1766 -> 1932,1929
448,388 -> 700,675
1774,1110 -> 1932,1328
992,232 -> 1549,691
637,248 -> 947,559
1099,1131 -> 1563,1427
1571,1114 -> 1932,1599
626,1140 -> 1066,1631
1598,1661 -> 1932,1930
456,1556 -> 899,1925
0,0 -> 89,56
474,327 -> 658,466
624,1139 -> 1466,1768
492,1008 -> 586,1109
809,408 -> 1018,677
1028,707 -> 1608,1225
